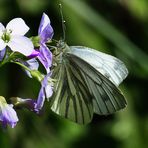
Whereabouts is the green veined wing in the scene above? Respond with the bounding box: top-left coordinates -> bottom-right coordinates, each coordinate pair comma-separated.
67,52 -> 127,115
50,51 -> 93,124
50,44 -> 127,124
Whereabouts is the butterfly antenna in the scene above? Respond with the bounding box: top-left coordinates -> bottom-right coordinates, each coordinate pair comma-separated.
59,3 -> 66,42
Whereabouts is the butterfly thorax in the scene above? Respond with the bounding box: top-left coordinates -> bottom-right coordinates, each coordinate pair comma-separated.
52,40 -> 70,68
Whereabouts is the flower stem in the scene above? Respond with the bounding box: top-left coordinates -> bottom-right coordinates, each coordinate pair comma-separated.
0,50 -> 7,68
0,49 -> 15,68
11,61 -> 31,72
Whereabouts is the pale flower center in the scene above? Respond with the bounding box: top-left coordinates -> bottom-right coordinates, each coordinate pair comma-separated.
1,29 -> 12,43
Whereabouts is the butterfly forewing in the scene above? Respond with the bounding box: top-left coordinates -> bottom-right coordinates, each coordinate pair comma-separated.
70,46 -> 128,86
51,56 -> 93,124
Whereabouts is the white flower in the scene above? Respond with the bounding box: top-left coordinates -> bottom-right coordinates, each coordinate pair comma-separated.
0,18 -> 34,56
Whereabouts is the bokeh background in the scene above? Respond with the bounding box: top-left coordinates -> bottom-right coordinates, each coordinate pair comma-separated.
0,0 -> 148,148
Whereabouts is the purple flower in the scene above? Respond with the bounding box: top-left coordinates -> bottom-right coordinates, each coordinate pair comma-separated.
37,13 -> 53,73
17,13 -> 54,113
0,18 -> 34,56
28,13 -> 53,73
0,96 -> 18,128
11,73 -> 53,114
34,73 -> 53,113
38,13 -> 54,44
10,97 -> 37,112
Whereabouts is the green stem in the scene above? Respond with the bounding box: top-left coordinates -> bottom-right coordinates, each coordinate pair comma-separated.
11,61 -> 44,82
11,61 -> 31,72
0,60 -> 6,68
0,50 -> 14,68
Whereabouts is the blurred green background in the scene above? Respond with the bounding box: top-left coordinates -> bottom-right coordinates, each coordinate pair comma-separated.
0,0 -> 148,148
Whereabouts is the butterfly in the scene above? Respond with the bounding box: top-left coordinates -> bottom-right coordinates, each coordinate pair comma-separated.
49,41 -> 128,124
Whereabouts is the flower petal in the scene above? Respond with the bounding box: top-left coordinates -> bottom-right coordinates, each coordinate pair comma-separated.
6,18 -> 29,35
2,104 -> 19,128
0,23 -> 5,36
11,97 -> 37,112
38,13 -> 51,34
27,49 -> 40,59
35,87 -> 45,113
38,13 -> 53,43
25,58 -> 39,70
45,84 -> 53,99
0,40 -> 6,51
0,48 -> 6,61
39,24 -> 54,43
38,44 -> 52,73
34,73 -> 52,112
22,58 -> 39,78
8,35 -> 34,56
43,73 -> 53,99
0,96 -> 18,128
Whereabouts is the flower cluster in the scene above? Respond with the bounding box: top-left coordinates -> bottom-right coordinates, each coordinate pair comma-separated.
0,13 -> 54,128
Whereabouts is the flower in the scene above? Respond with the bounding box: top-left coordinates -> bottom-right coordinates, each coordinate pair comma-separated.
15,73 -> 53,114
38,13 -> 54,43
12,14 -> 54,113
29,12 -> 54,110
10,73 -> 53,114
0,18 -> 34,56
38,13 -> 53,73
10,97 -> 37,112
29,13 -> 53,73
28,13 -> 54,73
34,73 -> 53,113
0,96 -> 18,128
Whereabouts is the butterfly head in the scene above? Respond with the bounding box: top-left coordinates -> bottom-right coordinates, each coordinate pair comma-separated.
56,39 -> 70,53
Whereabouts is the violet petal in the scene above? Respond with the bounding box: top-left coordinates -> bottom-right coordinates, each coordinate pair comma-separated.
38,13 -> 54,43
37,44 -> 52,73
0,98 -> 19,128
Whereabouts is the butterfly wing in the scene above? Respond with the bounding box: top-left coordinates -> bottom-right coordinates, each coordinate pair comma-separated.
50,45 -> 127,123
70,46 -> 128,86
66,51 -> 127,115
50,57 -> 93,124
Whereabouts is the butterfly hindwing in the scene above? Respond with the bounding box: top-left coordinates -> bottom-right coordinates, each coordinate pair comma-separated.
51,57 -> 93,124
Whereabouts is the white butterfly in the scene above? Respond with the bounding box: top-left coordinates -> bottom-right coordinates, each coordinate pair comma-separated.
50,44 -> 128,124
